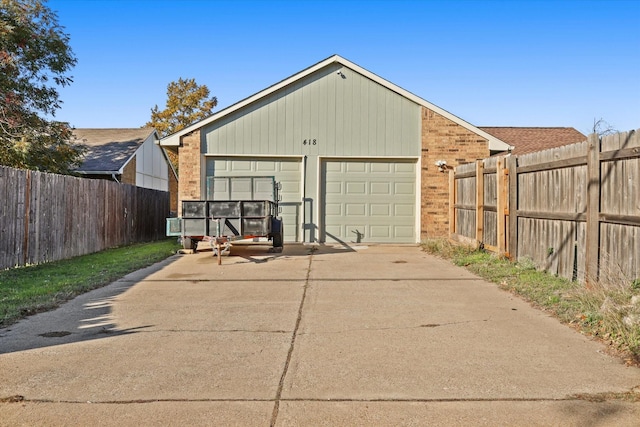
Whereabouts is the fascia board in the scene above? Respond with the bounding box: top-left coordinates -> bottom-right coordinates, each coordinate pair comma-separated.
76,170 -> 118,175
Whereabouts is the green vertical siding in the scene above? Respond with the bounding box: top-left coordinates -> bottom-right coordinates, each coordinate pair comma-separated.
203,64 -> 421,157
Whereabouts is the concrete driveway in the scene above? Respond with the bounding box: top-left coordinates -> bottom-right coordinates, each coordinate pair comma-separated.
1,244 -> 639,426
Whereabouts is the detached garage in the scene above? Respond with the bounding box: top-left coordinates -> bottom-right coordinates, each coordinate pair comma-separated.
161,55 -> 510,244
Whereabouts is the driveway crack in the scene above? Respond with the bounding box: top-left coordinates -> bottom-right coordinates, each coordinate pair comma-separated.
270,253 -> 313,426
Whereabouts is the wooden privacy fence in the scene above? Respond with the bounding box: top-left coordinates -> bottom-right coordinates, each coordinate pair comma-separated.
450,129 -> 640,284
0,165 -> 170,270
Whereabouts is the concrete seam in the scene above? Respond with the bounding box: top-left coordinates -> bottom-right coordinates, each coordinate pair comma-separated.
124,278 -> 482,283
5,395 -> 638,404
270,254 -> 313,427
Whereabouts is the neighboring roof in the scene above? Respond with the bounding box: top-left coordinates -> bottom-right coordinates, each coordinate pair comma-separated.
160,54 -> 513,152
73,128 -> 156,174
479,127 -> 586,155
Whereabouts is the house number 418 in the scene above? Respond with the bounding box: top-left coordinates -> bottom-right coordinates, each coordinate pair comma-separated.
303,139 -> 317,145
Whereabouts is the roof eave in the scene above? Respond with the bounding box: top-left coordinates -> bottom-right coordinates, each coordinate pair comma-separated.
75,170 -> 122,175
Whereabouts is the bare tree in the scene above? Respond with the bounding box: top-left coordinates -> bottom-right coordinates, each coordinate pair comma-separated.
592,118 -> 617,137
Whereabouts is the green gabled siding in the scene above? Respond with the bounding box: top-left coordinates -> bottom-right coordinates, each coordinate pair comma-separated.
203,63 -> 421,157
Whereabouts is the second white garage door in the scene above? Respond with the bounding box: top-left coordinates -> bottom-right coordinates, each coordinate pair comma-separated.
322,160 -> 417,244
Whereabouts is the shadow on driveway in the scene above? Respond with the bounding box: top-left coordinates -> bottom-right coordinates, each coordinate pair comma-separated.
0,257 -> 178,355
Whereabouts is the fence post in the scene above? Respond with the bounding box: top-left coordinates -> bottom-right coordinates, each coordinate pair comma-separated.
22,169 -> 31,265
496,156 -> 507,256
475,160 -> 484,246
448,169 -> 456,237
585,133 -> 601,284
507,155 -> 518,260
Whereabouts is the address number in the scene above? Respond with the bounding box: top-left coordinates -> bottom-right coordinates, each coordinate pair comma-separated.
303,139 -> 317,145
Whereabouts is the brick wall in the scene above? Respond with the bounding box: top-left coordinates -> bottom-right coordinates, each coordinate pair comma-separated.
421,107 -> 489,239
121,156 -> 136,185
168,164 -> 178,215
177,129 -> 201,216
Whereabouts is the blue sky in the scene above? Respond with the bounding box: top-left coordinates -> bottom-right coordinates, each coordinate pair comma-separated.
47,0 -> 639,135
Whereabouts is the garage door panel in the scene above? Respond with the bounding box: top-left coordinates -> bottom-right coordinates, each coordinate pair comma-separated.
326,182 -> 342,194
324,203 -> 342,216
394,226 -> 414,238
346,162 -> 367,173
344,224 -> 367,240
345,203 -> 367,216
280,161 -> 301,172
279,180 -> 300,196
324,225 -> 343,239
394,204 -> 414,216
254,179 -> 274,196
370,182 -> 390,194
323,160 -> 416,244
395,182 -> 415,194
371,163 -> 392,173
345,182 -> 367,195
370,204 -> 390,216
370,226 -> 391,238
232,160 -> 252,171
255,161 -> 277,172
395,163 -> 414,173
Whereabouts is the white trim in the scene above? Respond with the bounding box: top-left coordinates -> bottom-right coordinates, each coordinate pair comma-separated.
75,170 -> 121,175
315,156 -> 322,244
159,55 -> 513,152
203,154 -> 305,159
416,154 -> 422,244
199,154 -> 206,199
318,155 -> 420,161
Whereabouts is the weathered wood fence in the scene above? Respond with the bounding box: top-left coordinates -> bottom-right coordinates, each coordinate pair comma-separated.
450,129 -> 640,284
0,165 -> 170,270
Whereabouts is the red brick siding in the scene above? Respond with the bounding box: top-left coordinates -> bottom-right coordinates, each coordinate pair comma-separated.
421,107 -> 489,239
121,156 -> 136,185
168,165 -> 178,215
177,130 -> 201,216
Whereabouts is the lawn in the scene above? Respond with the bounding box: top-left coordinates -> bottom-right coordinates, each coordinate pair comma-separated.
0,239 -> 181,328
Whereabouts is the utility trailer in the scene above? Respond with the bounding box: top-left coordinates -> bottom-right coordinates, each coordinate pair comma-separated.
166,176 -> 283,263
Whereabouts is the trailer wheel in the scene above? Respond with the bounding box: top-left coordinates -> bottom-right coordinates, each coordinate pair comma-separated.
272,228 -> 283,249
269,218 -> 283,252
182,237 -> 200,253
182,237 -> 193,250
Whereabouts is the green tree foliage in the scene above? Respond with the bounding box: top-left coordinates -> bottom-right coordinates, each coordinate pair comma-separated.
146,77 -> 217,138
0,0 -> 84,174
146,78 -> 217,175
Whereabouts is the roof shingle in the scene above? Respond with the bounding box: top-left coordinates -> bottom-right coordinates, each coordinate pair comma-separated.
73,128 -> 156,173
479,127 -> 586,155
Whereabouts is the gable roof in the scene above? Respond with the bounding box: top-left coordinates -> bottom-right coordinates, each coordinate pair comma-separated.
160,54 -> 512,152
73,128 -> 157,174
479,127 -> 586,155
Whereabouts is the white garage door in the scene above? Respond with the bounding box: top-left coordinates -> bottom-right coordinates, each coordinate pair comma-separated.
206,157 -> 302,242
322,160 -> 417,244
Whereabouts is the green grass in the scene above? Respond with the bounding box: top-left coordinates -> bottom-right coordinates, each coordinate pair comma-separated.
422,239 -> 640,365
0,239 -> 181,328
